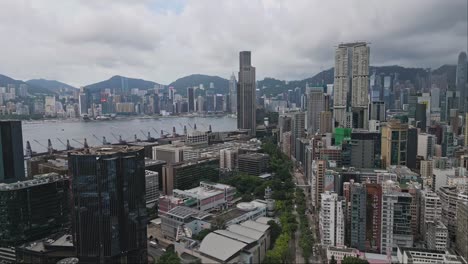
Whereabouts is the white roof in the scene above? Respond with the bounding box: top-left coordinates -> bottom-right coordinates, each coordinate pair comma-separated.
241,220 -> 270,233
199,233 -> 246,261
214,230 -> 256,244
255,217 -> 274,225
226,224 -> 264,241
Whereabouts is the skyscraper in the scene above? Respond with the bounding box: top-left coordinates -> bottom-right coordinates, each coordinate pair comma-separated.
237,51 -> 256,135
306,87 -> 325,134
229,73 -> 237,113
381,119 -> 408,167
333,42 -> 370,129
0,120 -> 25,183
456,51 -> 467,112
68,146 -> 147,263
320,192 -> 345,247
187,87 -> 195,112
291,111 -> 305,159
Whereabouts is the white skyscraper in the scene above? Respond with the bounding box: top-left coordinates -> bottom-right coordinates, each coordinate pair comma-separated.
320,191 -> 345,247
229,73 -> 237,113
333,42 -> 370,129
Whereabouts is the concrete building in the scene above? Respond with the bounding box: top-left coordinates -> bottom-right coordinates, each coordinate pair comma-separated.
380,192 -> 413,255
381,119 -> 409,167
456,201 -> 468,261
306,87 -> 325,134
350,130 -> 381,169
162,157 -> 220,195
319,111 -> 333,134
152,143 -> 185,164
437,186 -> 468,243
0,121 -> 25,183
365,183 -> 383,252
426,221 -> 448,251
397,247 -> 465,264
238,153 -> 270,176
350,183 -> 366,251
291,111 -> 306,159
229,73 -> 237,113
420,160 -> 434,188
186,130 -> 209,147
220,148 -> 238,170
370,101 -> 386,121
418,189 -> 442,240
312,160 -> 327,208
172,182 -> 236,212
319,192 -> 345,247
146,170 -> 159,208
161,206 -> 212,241
333,42 -> 370,129
237,51 -> 256,135
418,133 -> 436,160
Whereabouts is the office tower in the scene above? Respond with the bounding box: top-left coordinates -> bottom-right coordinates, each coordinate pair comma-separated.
430,87 -> 440,111
320,192 -> 345,247
291,111 -> 305,159
350,183 -> 366,251
78,91 -> 88,116
278,114 -> 292,142
197,96 -> 204,113
418,189 -> 442,240
350,130 -> 381,169
380,192 -> 413,255
306,87 -> 325,134
0,121 -> 25,183
187,87 -> 195,112
294,87 -> 302,106
229,73 -> 237,113
381,119 -> 408,167
417,133 -> 435,160
333,42 -> 370,129
370,101 -> 385,121
406,127 -> 418,169
68,146 -> 147,263
416,103 -> 427,131
237,51 -> 256,135
456,52 -> 467,112
456,202 -> 468,260
319,111 -> 333,134
0,173 -> 70,251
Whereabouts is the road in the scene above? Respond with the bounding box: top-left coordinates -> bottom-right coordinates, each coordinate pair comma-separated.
147,242 -> 166,261
293,169 -> 324,264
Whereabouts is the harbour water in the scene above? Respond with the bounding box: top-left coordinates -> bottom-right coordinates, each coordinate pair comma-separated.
22,116 -> 237,153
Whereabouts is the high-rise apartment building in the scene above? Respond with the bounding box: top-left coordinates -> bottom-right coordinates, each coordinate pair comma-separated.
350,183 -> 366,251
381,119 -> 408,167
365,183 -> 382,252
320,192 -> 345,247
350,130 -> 381,169
312,160 -> 327,208
333,42 -> 370,129
219,148 -> 238,170
438,186 -> 468,242
0,120 -> 25,183
319,111 -> 333,134
456,51 -> 467,113
306,87 -> 325,134
380,192 -> 413,255
456,201 -> 468,261
418,189 -> 442,240
427,221 -> 448,251
417,133 -> 435,160
68,146 -> 148,264
237,51 -> 256,135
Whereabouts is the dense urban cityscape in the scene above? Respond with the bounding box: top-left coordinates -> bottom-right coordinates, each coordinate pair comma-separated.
0,1 -> 468,264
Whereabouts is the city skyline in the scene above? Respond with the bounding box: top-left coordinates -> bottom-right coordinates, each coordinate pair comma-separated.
0,0 -> 466,86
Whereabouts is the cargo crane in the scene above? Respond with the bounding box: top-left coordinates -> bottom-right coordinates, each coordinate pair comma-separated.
57,138 -> 74,150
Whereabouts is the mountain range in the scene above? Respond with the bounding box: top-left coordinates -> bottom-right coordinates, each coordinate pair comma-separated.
0,64 -> 458,97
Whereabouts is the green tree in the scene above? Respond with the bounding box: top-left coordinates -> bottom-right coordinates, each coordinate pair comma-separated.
193,228 -> 212,241
342,256 -> 369,264
329,255 -> 337,264
267,220 -> 282,247
156,251 -> 181,264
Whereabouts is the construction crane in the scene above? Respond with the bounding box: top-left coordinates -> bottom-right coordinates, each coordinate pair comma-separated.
140,130 -> 147,138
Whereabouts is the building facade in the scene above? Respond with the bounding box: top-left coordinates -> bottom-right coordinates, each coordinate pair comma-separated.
237,51 -> 256,135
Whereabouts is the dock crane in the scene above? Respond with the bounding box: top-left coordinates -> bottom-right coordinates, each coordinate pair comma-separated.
25,141 -> 33,158
57,138 -> 74,150
33,139 -> 49,153
72,138 -> 89,148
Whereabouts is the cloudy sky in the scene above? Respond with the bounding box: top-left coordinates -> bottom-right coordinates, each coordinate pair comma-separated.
0,0 -> 466,86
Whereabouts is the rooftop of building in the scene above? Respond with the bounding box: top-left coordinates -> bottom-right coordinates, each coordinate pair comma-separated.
68,145 -> 143,156
198,233 -> 247,262
128,141 -> 159,147
240,220 -> 270,233
144,158 -> 167,166
238,152 -> 270,160
0,173 -> 68,191
214,230 -> 256,244
169,157 -> 219,168
226,224 -> 264,241
166,206 -> 212,220
18,233 -> 74,252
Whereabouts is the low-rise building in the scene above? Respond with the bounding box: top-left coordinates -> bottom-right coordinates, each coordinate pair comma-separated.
160,206 -> 212,241
238,153 -> 270,176
172,182 -> 236,212
397,247 -> 465,264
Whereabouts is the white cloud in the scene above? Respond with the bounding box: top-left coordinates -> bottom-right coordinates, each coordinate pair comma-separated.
0,0 -> 466,86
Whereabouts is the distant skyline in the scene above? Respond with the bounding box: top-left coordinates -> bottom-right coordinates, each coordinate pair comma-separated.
0,0 -> 466,87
